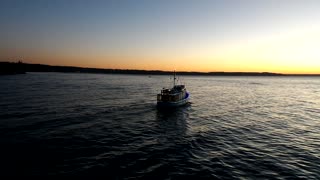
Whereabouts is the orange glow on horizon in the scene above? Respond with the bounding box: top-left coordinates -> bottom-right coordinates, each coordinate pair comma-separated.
1,25 -> 320,75
2,55 -> 318,74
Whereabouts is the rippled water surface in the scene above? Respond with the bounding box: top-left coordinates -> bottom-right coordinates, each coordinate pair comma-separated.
0,73 -> 320,178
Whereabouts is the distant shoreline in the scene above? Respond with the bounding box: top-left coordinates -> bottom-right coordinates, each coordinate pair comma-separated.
1,61 -> 319,76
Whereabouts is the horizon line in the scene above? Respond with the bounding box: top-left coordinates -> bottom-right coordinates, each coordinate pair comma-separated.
1,61 -> 320,76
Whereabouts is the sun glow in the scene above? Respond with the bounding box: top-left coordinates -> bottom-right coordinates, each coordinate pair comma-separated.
191,26 -> 320,74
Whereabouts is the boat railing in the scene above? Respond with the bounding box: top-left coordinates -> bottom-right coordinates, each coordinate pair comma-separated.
157,91 -> 187,102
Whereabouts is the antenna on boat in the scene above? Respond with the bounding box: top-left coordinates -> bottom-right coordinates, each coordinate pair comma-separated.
173,70 -> 176,87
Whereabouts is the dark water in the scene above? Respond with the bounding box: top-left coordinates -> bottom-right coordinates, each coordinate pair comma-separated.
0,73 -> 320,178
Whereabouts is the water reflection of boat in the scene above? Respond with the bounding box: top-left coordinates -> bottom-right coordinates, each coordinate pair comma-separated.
157,71 -> 189,108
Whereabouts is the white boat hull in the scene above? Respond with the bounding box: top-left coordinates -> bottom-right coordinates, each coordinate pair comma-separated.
157,93 -> 189,108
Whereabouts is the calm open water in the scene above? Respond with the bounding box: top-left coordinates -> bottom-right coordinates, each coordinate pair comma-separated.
0,73 -> 320,179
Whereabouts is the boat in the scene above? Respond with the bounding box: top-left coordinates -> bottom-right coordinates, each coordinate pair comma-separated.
157,71 -> 190,107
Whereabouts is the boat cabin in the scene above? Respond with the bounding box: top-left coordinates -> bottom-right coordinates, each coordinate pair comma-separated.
157,85 -> 186,102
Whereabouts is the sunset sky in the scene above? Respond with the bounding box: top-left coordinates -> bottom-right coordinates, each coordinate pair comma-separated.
1,0 -> 320,74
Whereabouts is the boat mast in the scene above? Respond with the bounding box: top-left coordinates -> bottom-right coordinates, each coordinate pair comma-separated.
173,70 -> 176,87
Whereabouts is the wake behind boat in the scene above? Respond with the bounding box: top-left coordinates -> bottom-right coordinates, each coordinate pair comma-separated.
157,71 -> 190,107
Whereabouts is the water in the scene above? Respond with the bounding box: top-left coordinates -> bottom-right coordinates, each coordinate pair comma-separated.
0,73 -> 320,179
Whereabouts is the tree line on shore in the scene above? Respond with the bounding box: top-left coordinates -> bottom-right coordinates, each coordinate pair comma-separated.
1,61 -> 315,76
